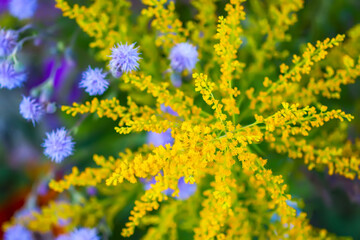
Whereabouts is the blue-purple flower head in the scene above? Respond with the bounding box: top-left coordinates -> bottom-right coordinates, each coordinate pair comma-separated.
169,42 -> 198,73
42,127 -> 75,163
0,28 -> 18,57
4,224 -> 34,240
70,228 -> 99,240
0,61 -> 26,89
109,43 -> 141,77
79,66 -> 109,96
19,95 -> 44,125
9,0 -> 38,20
176,177 -> 197,200
147,129 -> 174,147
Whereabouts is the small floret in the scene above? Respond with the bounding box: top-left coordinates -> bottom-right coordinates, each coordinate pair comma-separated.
9,0 -> 38,20
169,42 -> 198,73
42,127 -> 75,163
70,228 -> 99,240
0,61 -> 26,89
109,43 -> 141,77
0,28 -> 18,57
4,224 -> 33,240
19,95 -> 44,125
79,66 -> 109,96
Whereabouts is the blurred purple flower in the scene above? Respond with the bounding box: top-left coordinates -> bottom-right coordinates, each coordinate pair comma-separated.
176,177 -> 197,200
56,235 -> 70,240
0,0 -> 8,14
169,42 -> 198,73
42,127 -> 74,163
147,129 -> 174,147
4,224 -> 33,240
143,175 -> 196,200
37,180 -> 49,196
0,28 -> 18,57
70,228 -> 99,240
0,61 -> 26,89
9,0 -> 38,20
79,66 -> 109,96
160,104 -> 178,116
109,43 -> 141,77
86,186 -> 97,196
19,95 -> 44,125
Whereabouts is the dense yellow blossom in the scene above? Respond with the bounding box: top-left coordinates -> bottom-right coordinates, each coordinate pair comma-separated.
5,0 -> 360,239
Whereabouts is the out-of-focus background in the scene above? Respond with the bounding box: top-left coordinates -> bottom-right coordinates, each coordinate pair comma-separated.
0,0 -> 360,239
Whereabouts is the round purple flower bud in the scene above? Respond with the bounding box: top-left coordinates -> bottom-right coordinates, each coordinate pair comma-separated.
4,224 -> 34,240
0,28 -> 18,57
79,66 -> 109,96
19,95 -> 44,125
0,61 -> 26,89
70,228 -> 99,240
42,127 -> 75,163
109,43 -> 141,76
9,0 -> 38,20
169,42 -> 198,73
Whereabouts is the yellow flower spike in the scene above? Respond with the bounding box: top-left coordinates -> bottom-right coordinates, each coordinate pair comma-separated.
22,2 -> 360,239
251,34 -> 346,113
55,0 -> 132,60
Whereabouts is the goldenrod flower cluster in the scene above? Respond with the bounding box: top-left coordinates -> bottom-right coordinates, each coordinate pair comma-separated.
4,0 -> 360,239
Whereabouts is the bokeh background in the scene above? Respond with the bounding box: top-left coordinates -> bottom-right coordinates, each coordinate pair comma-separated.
0,0 -> 360,239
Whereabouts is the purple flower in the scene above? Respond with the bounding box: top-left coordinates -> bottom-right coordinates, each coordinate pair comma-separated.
143,176 -> 196,200
169,42 -> 198,73
0,61 -> 26,89
86,186 -> 97,196
4,224 -> 33,240
9,0 -> 38,20
176,177 -> 197,200
79,66 -> 109,96
109,43 -> 141,77
42,127 -> 75,163
56,235 -> 70,240
147,129 -> 174,147
160,104 -> 178,116
0,28 -> 18,57
70,228 -> 99,240
37,180 -> 49,196
19,95 -> 44,125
